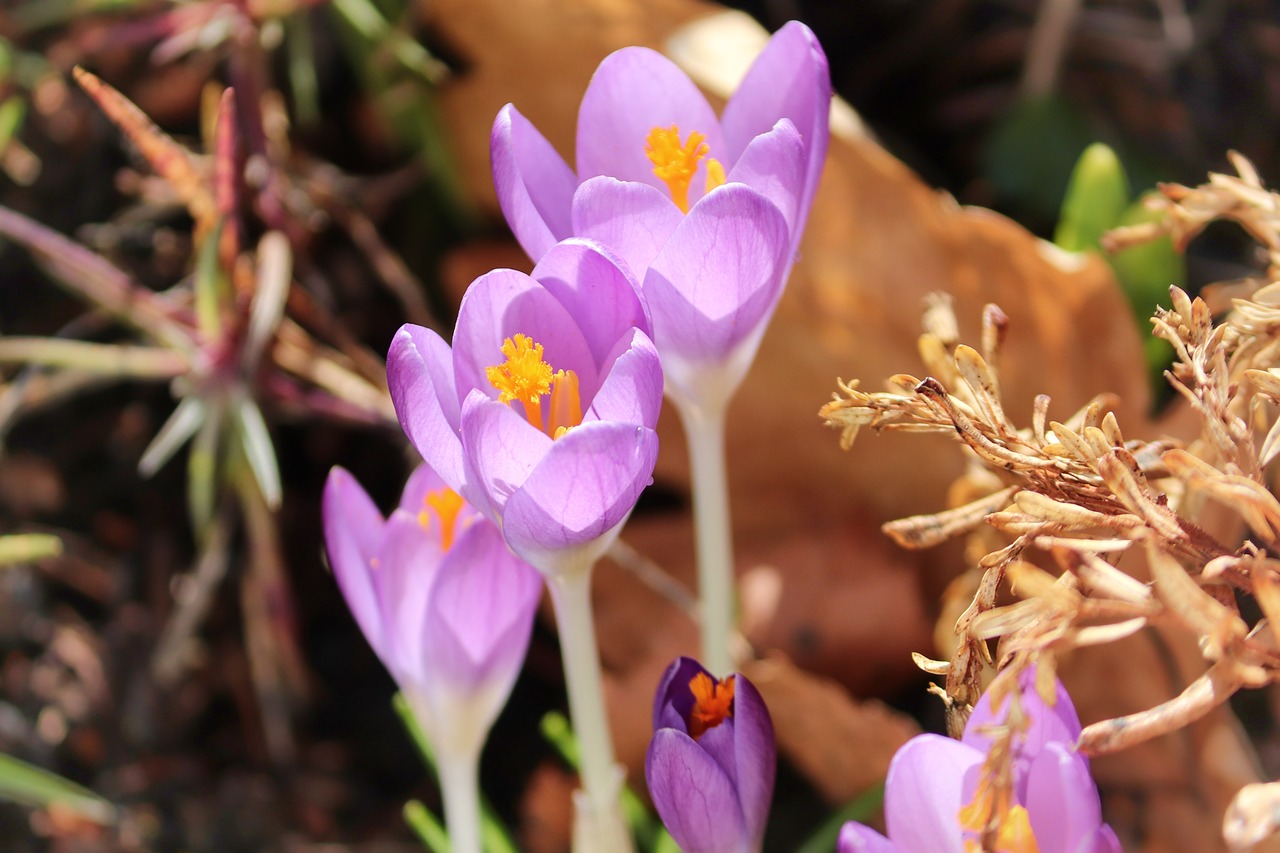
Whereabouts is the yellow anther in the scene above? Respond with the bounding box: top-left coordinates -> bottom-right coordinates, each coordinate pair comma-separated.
645,125 -> 710,213
705,158 -> 726,195
486,334 -> 553,426
486,334 -> 583,438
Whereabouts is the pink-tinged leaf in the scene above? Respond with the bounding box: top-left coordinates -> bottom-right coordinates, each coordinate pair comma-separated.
214,86 -> 241,269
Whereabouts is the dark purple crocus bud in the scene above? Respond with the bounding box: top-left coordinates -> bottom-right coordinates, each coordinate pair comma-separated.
645,657 -> 776,853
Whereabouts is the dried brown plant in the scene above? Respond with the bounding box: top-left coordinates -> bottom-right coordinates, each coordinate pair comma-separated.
821,153 -> 1280,849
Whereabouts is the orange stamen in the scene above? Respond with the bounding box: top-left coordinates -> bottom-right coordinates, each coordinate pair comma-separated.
486,334 -> 583,438
687,672 -> 735,740
646,125 -> 714,213
959,773 -> 1040,853
418,487 -> 466,551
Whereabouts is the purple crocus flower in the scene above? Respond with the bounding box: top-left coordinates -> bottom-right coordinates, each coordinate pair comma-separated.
386,238 -> 663,572
322,463 -> 542,751
838,666 -> 1121,853
646,657 -> 775,853
491,21 -> 830,407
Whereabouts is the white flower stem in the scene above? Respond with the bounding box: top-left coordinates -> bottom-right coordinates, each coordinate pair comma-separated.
679,399 -> 735,676
436,746 -> 483,853
547,559 -> 635,853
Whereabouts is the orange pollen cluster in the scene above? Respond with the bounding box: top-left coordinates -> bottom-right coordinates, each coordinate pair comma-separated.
486,334 -> 582,438
418,487 -> 466,551
686,672 -> 735,740
958,775 -> 1040,853
644,125 -> 726,213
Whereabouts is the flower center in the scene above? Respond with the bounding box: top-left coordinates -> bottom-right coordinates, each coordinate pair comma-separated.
486,334 -> 582,438
644,125 -> 726,213
418,486 -> 465,551
959,775 -> 1040,853
686,672 -> 735,740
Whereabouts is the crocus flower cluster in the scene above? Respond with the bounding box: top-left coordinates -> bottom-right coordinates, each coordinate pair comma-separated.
491,20 -> 830,410
322,463 -> 542,757
646,657 -> 776,853
838,666 -> 1120,853
387,239 -> 663,575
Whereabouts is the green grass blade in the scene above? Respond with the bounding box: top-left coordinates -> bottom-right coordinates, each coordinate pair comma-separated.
0,752 -> 115,824
794,783 -> 886,853
405,799 -> 451,852
1055,142 -> 1130,252
0,533 -> 61,566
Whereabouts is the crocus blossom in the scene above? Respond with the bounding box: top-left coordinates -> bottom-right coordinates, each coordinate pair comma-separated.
491,20 -> 830,408
646,657 -> 775,853
321,463 -> 542,753
838,666 -> 1121,853
386,238 -> 663,573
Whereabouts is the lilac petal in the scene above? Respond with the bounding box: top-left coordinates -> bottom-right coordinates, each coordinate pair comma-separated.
387,324 -> 466,492
571,176 -> 684,281
458,391 -> 553,521
963,665 -> 1084,801
644,184 -> 790,362
322,468 -> 387,660
653,656 -> 708,731
731,675 -> 776,847
646,729 -> 750,853
576,47 -> 725,192
883,734 -> 982,853
499,420 -> 658,564
585,330 -> 663,428
491,104 -> 578,261
424,517 -> 541,698
1090,825 -> 1123,853
530,238 -> 651,363
725,119 -> 806,242
398,463 -> 448,514
837,823 -> 896,853
452,268 -> 600,406
720,20 -> 830,228
372,510 -> 441,684
1024,743 -> 1104,853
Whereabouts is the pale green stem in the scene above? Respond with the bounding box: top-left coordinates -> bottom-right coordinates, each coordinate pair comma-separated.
437,746 -> 482,853
546,558 -> 634,853
678,400 -> 734,676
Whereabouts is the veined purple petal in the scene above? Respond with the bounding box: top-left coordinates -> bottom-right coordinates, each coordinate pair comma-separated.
491,104 -> 577,261
423,517 -> 541,696
571,176 -> 684,281
837,823 -> 896,853
576,47 -> 725,192
731,675 -> 776,847
452,268 -> 600,407
585,329 -> 663,428
499,420 -> 658,564
458,391 -> 553,521
388,325 -> 466,492
883,734 -> 982,853
720,20 -> 830,234
372,510 -> 442,684
1024,743 -> 1105,853
322,467 -> 388,662
530,238 -> 651,363
963,665 -> 1084,801
646,729 -> 750,853
654,656 -> 707,731
644,184 -> 790,362
725,119 -> 806,243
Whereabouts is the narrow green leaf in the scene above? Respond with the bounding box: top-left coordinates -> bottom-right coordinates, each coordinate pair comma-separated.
284,13 -> 320,127
393,692 -> 437,769
539,711 -> 579,769
0,337 -> 187,378
1054,142 -> 1130,252
187,401 -> 224,537
652,828 -> 680,853
0,533 -> 62,566
234,396 -> 282,511
404,799 -> 451,853
242,231 -> 291,372
794,783 -> 886,853
194,218 -> 228,342
0,752 -> 115,824
0,96 -> 26,150
139,395 -> 206,478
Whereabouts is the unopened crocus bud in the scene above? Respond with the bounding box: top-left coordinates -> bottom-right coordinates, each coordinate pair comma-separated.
646,657 -> 775,853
